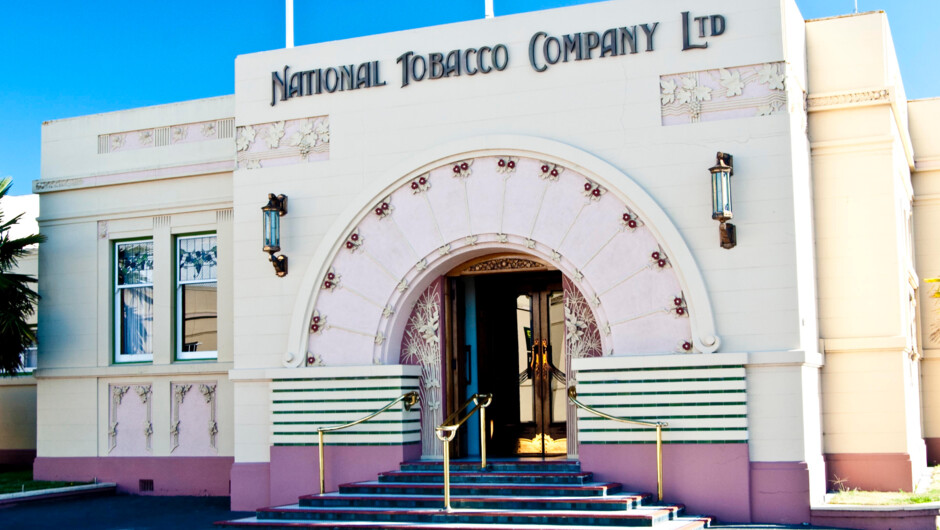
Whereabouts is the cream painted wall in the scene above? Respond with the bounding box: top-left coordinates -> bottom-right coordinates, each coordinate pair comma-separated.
231,0 -> 817,378
36,97 -> 237,459
807,12 -> 926,484
911,98 -> 940,444
0,377 -> 37,451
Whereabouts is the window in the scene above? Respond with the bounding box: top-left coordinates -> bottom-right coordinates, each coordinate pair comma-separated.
177,235 -> 218,360
115,241 -> 154,362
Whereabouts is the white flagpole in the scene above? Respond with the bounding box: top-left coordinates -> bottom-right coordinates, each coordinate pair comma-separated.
286,0 -> 295,48
485,0 -> 494,19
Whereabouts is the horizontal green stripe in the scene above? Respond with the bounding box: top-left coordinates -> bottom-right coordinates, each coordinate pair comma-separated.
274,441 -> 421,447
274,376 -> 419,382
274,420 -> 420,425
273,386 -> 419,393
589,402 -> 746,408
579,414 -> 747,421
274,397 -> 414,403
273,429 -> 421,436
272,404 -> 418,410
580,377 -> 744,385
578,365 -> 743,373
581,440 -> 746,445
273,410 -> 419,415
578,427 -> 747,432
579,389 -> 745,396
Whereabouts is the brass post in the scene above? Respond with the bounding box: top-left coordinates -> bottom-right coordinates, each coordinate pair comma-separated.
442,435 -> 451,511
318,430 -> 325,494
480,404 -> 487,470
656,424 -> 663,502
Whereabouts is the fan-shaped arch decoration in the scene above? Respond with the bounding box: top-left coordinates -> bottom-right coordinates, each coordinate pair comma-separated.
287,137 -> 719,369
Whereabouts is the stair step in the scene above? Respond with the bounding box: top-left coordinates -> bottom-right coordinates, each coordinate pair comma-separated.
299,492 -> 652,511
220,516 -> 712,529
339,481 -> 622,497
378,471 -> 594,484
399,460 -> 581,473
252,504 -> 689,527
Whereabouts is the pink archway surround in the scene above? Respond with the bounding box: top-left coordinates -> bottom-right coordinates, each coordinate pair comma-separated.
287,136 -> 720,368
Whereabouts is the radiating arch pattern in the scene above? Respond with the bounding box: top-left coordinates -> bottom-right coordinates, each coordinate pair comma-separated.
290,139 -> 719,369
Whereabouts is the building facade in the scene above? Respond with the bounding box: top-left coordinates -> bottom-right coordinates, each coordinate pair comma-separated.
31,0 -> 940,524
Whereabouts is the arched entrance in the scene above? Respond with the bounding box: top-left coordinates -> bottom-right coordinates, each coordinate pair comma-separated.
284,137 -> 720,458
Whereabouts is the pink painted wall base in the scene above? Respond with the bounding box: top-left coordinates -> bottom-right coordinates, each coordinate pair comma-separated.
231,462 -> 270,511
824,452 -> 914,491
926,437 -> 940,466
749,461 -> 811,524
33,456 -> 233,495
231,443 -> 421,511
579,443 -> 752,523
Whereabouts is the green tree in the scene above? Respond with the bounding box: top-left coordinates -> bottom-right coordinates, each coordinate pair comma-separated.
0,177 -> 44,375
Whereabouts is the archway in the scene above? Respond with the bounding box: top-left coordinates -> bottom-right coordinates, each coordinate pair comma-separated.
284,137 -> 720,456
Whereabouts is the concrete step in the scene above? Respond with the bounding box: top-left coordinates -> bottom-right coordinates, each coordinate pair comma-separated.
249,503 -> 701,527
219,516 -> 712,529
338,481 -> 622,497
398,460 -> 582,473
299,492 -> 652,511
377,470 -> 594,485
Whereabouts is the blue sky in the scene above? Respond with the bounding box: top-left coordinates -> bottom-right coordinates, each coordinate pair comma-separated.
1,0 -> 936,196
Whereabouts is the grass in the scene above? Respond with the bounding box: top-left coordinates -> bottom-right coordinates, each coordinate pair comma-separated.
829,465 -> 940,505
0,470 -> 92,495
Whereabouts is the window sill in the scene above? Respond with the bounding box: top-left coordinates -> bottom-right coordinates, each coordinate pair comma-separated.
32,362 -> 234,380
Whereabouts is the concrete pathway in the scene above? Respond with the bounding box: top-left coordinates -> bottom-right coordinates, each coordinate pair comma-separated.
0,494 -> 850,530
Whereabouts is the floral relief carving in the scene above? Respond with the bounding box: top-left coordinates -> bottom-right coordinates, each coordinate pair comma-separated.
382,305 -> 394,319
719,68 -> 744,96
310,310 -> 326,334
416,259 -> 428,271
110,134 -> 126,151
306,353 -> 324,366
138,130 -> 154,145
451,159 -> 473,178
171,383 -> 190,453
538,162 -> 563,181
171,126 -> 188,143
401,280 -> 443,457
620,208 -> 644,232
670,294 -> 689,318
410,174 -> 430,194
244,159 -> 262,170
265,121 -> 286,149
322,267 -> 341,291
344,229 -> 363,252
199,384 -> 219,450
661,62 -> 787,125
201,122 -> 217,137
582,180 -> 606,202
374,197 -> 393,219
108,385 -> 130,453
757,63 -> 785,90
650,248 -> 671,270
464,235 -> 478,246
438,244 -> 452,256
466,257 -> 545,273
496,157 -> 517,175
236,125 -> 256,152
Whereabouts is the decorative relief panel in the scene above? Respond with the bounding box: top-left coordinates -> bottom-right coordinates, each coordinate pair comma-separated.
399,278 -> 444,457
170,381 -> 219,456
108,383 -> 152,456
660,62 -> 787,125
98,118 -> 234,154
302,154 -> 697,373
236,116 -> 330,170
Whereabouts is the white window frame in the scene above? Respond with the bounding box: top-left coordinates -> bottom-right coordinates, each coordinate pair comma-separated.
114,240 -> 154,363
176,234 -> 218,361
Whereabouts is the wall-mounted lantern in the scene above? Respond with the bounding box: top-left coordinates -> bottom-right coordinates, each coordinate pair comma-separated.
709,152 -> 736,249
262,193 -> 288,277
